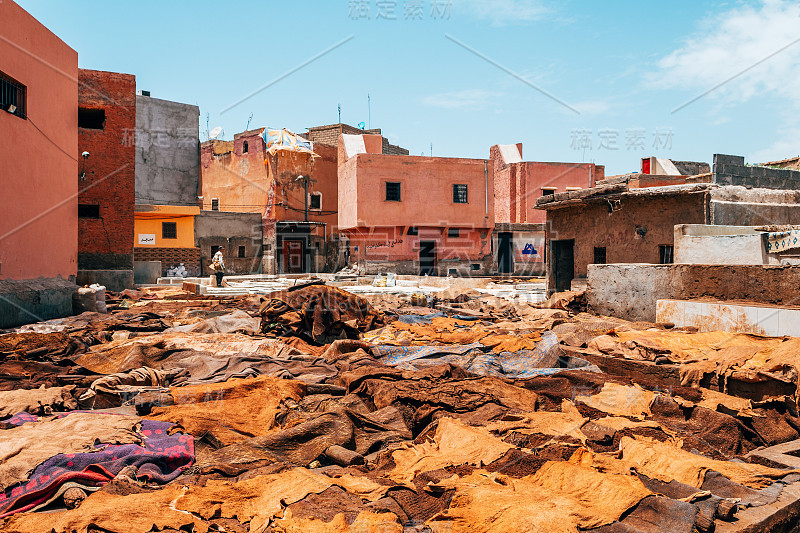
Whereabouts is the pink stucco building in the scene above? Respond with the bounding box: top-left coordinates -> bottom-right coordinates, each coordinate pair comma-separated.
338,134 -> 494,275
491,143 -> 603,275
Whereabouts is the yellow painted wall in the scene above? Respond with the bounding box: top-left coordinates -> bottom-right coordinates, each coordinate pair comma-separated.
134,205 -> 198,248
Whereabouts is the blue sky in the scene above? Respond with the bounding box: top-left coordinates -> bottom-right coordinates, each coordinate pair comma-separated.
16,0 -> 800,175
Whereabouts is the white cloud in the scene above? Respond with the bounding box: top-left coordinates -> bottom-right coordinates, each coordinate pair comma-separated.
655,0 -> 800,108
422,89 -> 503,109
456,0 -> 550,26
749,126 -> 800,163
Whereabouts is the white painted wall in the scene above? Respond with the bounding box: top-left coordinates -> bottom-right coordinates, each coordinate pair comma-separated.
673,224 -> 776,265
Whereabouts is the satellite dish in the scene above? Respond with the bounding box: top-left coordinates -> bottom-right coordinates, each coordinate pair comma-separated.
209,126 -> 223,140
358,122 -> 365,130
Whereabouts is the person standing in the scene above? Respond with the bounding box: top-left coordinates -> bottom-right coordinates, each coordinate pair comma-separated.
211,249 -> 226,287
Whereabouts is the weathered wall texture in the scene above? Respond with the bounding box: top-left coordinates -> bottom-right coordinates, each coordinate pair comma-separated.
346,226 -> 493,275
546,192 -> 707,281
135,95 -> 199,206
588,263 -> 800,322
709,186 -> 800,226
0,278 -> 76,328
713,153 -> 800,190
0,0 -> 78,282
77,69 -> 136,272
195,211 -> 264,275
674,225 -> 773,265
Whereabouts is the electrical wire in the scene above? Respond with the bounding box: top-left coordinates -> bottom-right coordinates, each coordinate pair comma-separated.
26,114 -> 78,162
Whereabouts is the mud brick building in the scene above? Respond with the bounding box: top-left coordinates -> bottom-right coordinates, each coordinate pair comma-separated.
537,154 -> 800,294
76,69 -> 136,291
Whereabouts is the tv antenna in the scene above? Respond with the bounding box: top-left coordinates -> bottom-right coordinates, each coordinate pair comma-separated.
205,113 -> 210,140
246,113 -> 253,130
338,103 -> 341,123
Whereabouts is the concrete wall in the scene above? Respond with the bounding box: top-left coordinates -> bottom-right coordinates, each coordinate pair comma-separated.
588,263 -> 800,322
713,153 -> 800,190
674,224 -> 772,265
76,269 -> 134,292
195,211 -> 264,275
0,278 -> 77,329
709,186 -> 800,226
135,95 -> 199,206
0,0 -> 78,282
77,69 -> 136,274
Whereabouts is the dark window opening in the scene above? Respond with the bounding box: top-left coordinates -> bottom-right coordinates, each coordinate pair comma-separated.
541,189 -> 556,197
1,71 -> 26,119
453,184 -> 468,203
385,182 -> 401,202
448,228 -> 460,238
593,246 -> 607,264
238,245 -> 246,258
242,140 -> 249,153
309,193 -> 321,210
407,226 -> 418,236
78,107 -> 105,129
659,245 -> 674,264
78,204 -> 100,218
470,263 -> 480,271
162,222 -> 177,239
211,245 -> 222,256
211,198 -> 219,211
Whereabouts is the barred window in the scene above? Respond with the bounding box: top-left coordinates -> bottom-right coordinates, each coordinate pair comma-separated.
0,71 -> 26,119
385,182 -> 401,202
453,184 -> 468,203
162,222 -> 177,239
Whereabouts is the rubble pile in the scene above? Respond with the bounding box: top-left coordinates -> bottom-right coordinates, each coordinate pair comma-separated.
1,285 -> 800,532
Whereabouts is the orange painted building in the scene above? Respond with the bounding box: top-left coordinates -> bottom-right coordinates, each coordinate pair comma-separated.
200,128 -> 339,274
338,134 -> 494,275
0,0 -> 78,326
491,143 -> 603,275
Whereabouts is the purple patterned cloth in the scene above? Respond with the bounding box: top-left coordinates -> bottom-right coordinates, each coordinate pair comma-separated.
0,414 -> 194,517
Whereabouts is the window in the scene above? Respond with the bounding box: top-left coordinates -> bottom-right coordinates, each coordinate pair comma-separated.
541,188 -> 556,197
659,245 -> 674,264
309,192 -> 322,210
448,228 -> 460,238
407,227 -> 418,236
211,198 -> 219,211
385,182 -> 401,202
211,245 -> 222,255
78,204 -> 100,218
162,222 -> 177,239
453,184 -> 468,203
593,246 -> 607,264
78,107 -> 105,129
242,140 -> 249,153
238,245 -> 246,258
470,264 -> 481,271
1,71 -> 26,119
